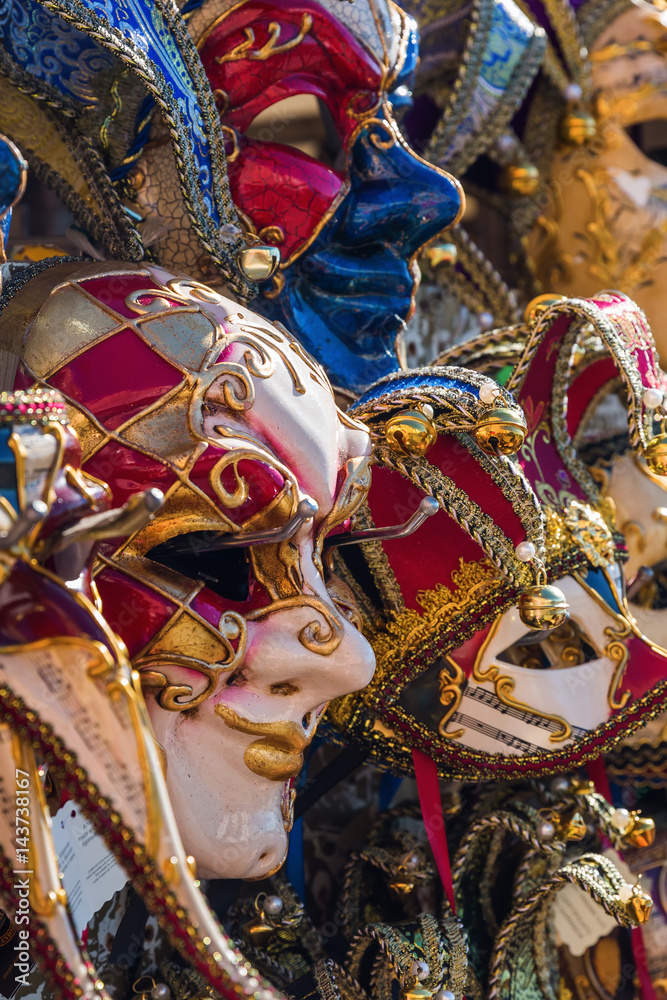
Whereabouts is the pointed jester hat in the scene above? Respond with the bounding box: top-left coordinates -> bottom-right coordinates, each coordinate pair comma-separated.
0,0 -> 253,297
328,291 -> 667,781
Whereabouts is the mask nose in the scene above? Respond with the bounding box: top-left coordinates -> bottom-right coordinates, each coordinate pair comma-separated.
338,110 -> 464,255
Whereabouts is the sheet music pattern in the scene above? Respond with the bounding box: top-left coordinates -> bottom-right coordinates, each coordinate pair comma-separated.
445,684 -> 586,755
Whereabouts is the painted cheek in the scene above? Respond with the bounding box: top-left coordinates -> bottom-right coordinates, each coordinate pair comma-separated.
228,141 -> 344,260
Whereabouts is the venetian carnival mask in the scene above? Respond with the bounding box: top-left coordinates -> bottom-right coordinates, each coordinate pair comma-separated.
0,0 -> 463,394
528,1 -> 667,351
329,292 -> 667,780
9,260 -> 376,880
183,0 -> 463,390
0,386 -> 285,1000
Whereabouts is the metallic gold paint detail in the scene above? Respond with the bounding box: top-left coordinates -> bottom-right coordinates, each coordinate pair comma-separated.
247,595 -> 344,656
400,980 -> 432,1000
154,738 -> 168,777
604,620 -> 632,711
473,406 -> 527,456
136,611 -> 245,711
473,618 -> 572,742
280,783 -> 296,833
257,226 -> 285,246
517,583 -> 570,631
214,702 -> 311,780
215,14 -> 313,64
220,124 -> 240,164
437,657 -> 465,740
262,270 -> 286,300
385,408 -> 438,458
162,855 -> 180,886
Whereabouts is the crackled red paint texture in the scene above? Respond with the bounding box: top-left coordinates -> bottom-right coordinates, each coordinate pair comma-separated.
199,0 -> 385,259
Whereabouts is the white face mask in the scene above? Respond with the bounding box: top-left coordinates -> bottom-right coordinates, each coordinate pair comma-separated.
450,572 -> 630,756
130,292 -> 376,879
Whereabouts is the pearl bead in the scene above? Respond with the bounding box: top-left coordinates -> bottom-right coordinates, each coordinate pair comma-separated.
411,960 -> 430,981
496,134 -> 516,156
644,387 -> 663,409
421,404 -> 435,421
550,776 -> 570,795
403,852 -> 420,871
151,985 -> 171,1000
515,541 -> 536,563
478,312 -> 494,332
263,894 -> 284,915
563,83 -> 582,103
434,991 -> 456,1000
610,807 -> 631,832
618,884 -> 633,905
537,820 -> 555,841
479,382 -> 499,406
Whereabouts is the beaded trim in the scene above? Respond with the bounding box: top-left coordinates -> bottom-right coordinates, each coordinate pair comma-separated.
0,853 -> 88,1000
32,0 -> 253,298
0,388 -> 68,426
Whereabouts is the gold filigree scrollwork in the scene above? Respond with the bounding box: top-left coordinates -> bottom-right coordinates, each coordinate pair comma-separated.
247,595 -> 344,656
604,620 -> 632,710
207,364 -> 257,412
208,448 -> 268,509
220,125 -> 240,163
473,623 -> 572,743
438,657 -> 465,740
367,118 -> 398,151
216,14 -> 313,64
138,612 -> 246,711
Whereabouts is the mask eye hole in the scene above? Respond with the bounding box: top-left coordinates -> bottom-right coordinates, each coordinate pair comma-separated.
497,620 -> 598,669
625,120 -> 667,167
146,533 -> 251,603
629,560 -> 667,610
246,94 -> 344,169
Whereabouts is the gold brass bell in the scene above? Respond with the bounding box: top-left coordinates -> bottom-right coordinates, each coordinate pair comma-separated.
556,808 -> 587,842
243,913 -> 275,948
644,434 -> 667,476
500,162 -> 540,197
560,109 -> 597,147
237,243 -> 281,282
523,293 -> 567,326
624,812 -> 656,849
518,583 -> 569,631
626,886 -> 653,925
386,406 -> 438,458
474,406 -> 527,456
389,876 -> 416,900
243,892 -> 283,946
